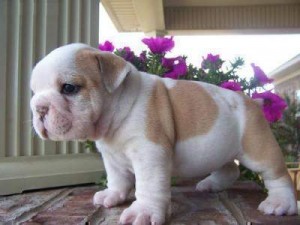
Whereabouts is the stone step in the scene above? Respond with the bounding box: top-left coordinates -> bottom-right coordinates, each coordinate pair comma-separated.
0,181 -> 299,225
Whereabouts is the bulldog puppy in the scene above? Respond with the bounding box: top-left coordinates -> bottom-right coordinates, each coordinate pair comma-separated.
30,43 -> 297,225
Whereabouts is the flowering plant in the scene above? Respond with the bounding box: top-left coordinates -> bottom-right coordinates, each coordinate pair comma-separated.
271,96 -> 300,163
98,37 -> 287,124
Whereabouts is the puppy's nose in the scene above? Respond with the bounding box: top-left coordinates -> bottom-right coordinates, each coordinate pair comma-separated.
36,105 -> 49,120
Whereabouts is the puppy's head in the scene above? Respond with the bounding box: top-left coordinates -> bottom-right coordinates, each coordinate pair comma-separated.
30,43 -> 130,141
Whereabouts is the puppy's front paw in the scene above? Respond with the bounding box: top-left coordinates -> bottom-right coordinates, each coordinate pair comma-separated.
258,192 -> 297,216
93,189 -> 126,208
119,201 -> 165,225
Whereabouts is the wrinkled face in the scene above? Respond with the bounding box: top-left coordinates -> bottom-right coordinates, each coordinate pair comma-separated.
30,44 -> 128,141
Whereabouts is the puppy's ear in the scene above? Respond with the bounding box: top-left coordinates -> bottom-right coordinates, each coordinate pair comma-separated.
95,52 -> 131,93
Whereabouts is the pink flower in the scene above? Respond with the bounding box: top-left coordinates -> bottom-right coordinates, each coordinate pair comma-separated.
201,54 -> 223,70
142,36 -> 174,54
162,57 -> 175,70
252,91 -> 287,123
220,81 -> 242,91
251,63 -> 273,85
117,47 -> 135,62
206,54 -> 220,63
98,41 -> 114,52
139,51 -> 147,62
162,56 -> 187,79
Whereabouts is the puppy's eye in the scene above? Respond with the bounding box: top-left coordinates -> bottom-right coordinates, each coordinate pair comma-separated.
61,84 -> 80,95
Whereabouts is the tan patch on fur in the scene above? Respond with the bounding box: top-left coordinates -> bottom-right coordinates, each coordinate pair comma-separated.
170,81 -> 218,141
146,80 -> 218,150
146,81 -> 175,151
70,75 -> 87,86
241,95 -> 287,179
75,48 -> 101,86
74,49 -> 107,101
98,53 -> 127,92
76,49 -> 128,93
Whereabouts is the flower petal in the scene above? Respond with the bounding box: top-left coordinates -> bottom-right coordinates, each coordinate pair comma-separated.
98,41 -> 114,52
252,91 -> 287,122
251,63 -> 273,85
220,81 -> 242,91
162,56 -> 187,79
142,36 -> 174,54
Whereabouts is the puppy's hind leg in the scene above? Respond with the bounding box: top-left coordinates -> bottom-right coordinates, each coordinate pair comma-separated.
239,98 -> 297,215
239,154 -> 297,216
196,161 -> 240,192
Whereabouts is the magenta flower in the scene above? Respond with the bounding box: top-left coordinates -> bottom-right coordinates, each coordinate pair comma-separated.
251,63 -> 273,85
139,51 -> 147,62
220,81 -> 242,92
206,54 -> 220,63
162,57 -> 175,70
98,41 -> 114,52
162,56 -> 187,79
142,36 -> 174,54
117,47 -> 135,62
201,54 -> 223,70
137,51 -> 147,71
252,91 -> 287,123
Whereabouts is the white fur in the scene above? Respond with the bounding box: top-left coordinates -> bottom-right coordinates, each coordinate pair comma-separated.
30,44 -> 297,225
162,76 -> 177,89
259,176 -> 297,215
172,82 -> 244,177
31,43 -> 91,92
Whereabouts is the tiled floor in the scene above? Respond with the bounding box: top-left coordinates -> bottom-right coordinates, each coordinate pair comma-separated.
0,181 -> 299,225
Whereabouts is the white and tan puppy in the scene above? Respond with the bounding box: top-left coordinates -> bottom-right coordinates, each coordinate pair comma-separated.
30,43 -> 297,224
